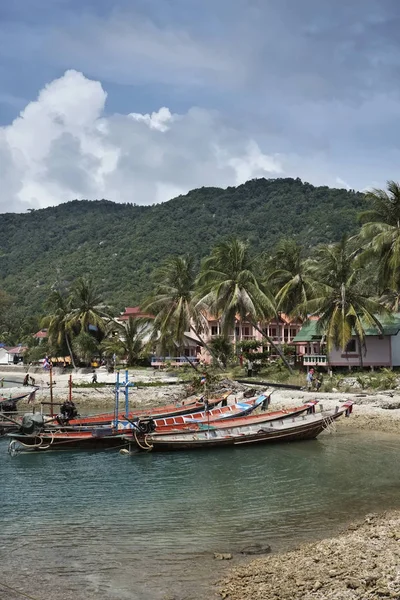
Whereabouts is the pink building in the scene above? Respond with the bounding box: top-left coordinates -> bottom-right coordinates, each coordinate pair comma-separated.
201,312 -> 302,362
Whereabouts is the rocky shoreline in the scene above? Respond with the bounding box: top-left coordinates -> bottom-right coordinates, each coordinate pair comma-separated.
219,511 -> 400,600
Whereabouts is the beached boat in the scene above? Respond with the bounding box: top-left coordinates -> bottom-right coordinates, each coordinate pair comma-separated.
128,401 -> 354,452
65,391 -> 232,427
114,391 -> 271,431
5,393 -> 265,452
150,400 -> 320,434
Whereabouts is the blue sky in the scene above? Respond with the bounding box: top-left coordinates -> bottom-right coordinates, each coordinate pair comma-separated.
1,0 -> 400,211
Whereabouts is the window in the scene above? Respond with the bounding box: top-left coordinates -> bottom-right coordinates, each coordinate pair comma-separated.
243,327 -> 250,336
290,328 -> 297,338
211,326 -> 218,336
345,339 -> 356,353
271,328 -> 277,337
235,326 -> 240,336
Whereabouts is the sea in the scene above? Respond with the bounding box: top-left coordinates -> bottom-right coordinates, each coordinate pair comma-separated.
1,427 -> 400,599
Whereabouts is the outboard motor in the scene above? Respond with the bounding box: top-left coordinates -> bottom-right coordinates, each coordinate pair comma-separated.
135,417 -> 156,434
0,399 -> 18,414
20,413 -> 45,435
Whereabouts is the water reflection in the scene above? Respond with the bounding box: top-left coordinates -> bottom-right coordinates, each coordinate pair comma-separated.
1,430 -> 400,599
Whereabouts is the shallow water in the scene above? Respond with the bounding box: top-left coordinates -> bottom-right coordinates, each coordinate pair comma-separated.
1,429 -> 400,599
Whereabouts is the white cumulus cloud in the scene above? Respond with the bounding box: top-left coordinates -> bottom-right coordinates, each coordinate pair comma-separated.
0,70 -> 284,213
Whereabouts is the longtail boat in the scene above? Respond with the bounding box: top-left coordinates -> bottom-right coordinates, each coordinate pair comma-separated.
148,400 -> 320,434
128,401 -> 354,452
114,392 -> 270,431
65,391 -> 231,427
5,393 -> 263,452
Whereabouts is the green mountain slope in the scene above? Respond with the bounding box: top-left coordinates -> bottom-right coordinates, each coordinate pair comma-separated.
0,177 -> 367,314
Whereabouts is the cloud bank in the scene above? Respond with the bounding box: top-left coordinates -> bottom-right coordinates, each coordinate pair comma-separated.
0,70 -> 283,213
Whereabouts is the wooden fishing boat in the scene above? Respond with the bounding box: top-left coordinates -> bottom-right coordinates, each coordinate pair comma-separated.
7,428 -> 127,453
114,392 -> 271,431
149,400 -> 320,434
5,393 -> 265,452
65,391 -> 232,427
128,401 -> 354,452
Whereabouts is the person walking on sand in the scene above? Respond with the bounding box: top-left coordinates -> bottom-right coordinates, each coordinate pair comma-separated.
314,371 -> 323,391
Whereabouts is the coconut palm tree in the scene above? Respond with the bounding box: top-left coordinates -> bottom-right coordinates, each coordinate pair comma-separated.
42,288 -> 76,367
301,237 -> 385,367
359,180 -> 400,293
102,317 -> 145,367
68,277 -> 109,335
267,238 -> 318,318
196,238 -> 293,372
142,255 -> 219,370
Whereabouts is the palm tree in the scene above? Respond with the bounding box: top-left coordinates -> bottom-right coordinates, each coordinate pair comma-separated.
68,277 -> 109,335
359,180 -> 400,293
267,238 -> 318,318
42,288 -> 76,367
195,238 -> 293,372
302,237 -> 385,367
72,331 -> 99,367
102,317 -> 145,367
142,255 -> 218,370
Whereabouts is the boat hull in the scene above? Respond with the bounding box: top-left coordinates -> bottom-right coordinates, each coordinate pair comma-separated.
67,392 -> 230,427
138,420 -> 326,451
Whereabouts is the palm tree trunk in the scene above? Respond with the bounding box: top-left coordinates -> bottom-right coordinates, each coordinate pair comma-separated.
251,321 -> 294,374
65,332 -> 76,368
189,326 -> 224,370
357,335 -> 364,370
174,340 -> 199,372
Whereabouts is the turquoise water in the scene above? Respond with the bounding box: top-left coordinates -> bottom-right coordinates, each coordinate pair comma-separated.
1,429 -> 400,599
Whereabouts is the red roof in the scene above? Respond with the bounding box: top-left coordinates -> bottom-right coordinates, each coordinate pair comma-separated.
34,329 -> 48,339
119,306 -> 154,321
8,346 -> 28,354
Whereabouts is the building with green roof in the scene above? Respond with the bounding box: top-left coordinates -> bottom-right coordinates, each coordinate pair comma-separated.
293,314 -> 400,369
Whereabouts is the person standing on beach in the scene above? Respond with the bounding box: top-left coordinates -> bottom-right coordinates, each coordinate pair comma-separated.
247,358 -> 253,377
306,368 -> 314,391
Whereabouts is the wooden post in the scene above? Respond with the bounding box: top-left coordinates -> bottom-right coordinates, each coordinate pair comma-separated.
69,374 -> 72,402
49,364 -> 54,417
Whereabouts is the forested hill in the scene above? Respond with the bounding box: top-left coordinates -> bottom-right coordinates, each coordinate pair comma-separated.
0,177 -> 366,313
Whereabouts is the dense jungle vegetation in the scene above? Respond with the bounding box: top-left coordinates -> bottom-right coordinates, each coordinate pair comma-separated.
0,177 -> 366,322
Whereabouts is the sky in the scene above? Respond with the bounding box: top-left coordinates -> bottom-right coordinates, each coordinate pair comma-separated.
1,0 -> 400,212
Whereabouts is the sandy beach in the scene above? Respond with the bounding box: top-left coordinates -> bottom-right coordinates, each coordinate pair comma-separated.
4,367 -> 400,432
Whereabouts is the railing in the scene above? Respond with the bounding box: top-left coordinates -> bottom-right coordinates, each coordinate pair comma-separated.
151,356 -> 199,368
302,355 -> 328,365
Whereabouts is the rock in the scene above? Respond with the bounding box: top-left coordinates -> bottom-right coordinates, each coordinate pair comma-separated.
313,581 -> 323,591
328,569 -> 342,577
240,544 -> 271,556
214,553 -> 233,560
332,387 -> 338,392
381,401 -> 400,410
346,578 -> 361,589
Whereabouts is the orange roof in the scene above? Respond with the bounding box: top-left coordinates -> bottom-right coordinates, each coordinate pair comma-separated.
119,306 -> 154,320
34,329 -> 48,339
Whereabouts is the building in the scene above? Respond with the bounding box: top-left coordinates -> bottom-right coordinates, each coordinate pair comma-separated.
0,345 -> 28,365
293,314 -> 400,369
204,312 -> 302,349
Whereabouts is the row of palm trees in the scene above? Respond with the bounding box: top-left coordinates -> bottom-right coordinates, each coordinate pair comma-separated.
40,181 -> 400,371
142,181 -> 400,371
43,279 -> 145,368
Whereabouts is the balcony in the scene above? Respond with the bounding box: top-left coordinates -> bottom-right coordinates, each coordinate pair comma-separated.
302,354 -> 328,366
